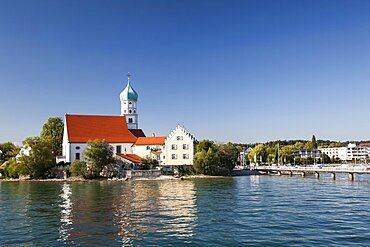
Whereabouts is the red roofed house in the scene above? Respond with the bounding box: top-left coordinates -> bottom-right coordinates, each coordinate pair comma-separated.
132,136 -> 166,164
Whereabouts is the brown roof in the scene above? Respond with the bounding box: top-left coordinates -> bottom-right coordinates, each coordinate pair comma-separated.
129,129 -> 146,138
65,114 -> 138,143
116,154 -> 142,163
134,136 -> 166,146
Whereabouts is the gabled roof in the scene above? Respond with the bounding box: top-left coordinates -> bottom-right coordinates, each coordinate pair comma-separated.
359,143 -> 370,147
134,136 -> 166,146
116,154 -> 142,163
129,129 -> 146,138
65,114 -> 138,143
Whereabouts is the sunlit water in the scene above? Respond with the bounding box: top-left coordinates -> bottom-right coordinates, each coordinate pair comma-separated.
1,175 -> 370,246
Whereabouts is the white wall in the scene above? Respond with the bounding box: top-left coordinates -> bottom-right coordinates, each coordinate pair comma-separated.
163,126 -> 195,167
66,142 -> 134,163
132,144 -> 165,164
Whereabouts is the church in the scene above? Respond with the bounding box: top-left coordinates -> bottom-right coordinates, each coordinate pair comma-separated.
61,75 -> 197,172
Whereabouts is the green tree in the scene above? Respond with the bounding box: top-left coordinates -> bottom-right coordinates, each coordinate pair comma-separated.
69,160 -> 87,177
141,158 -> 159,170
218,142 -> 239,172
311,135 -> 318,149
193,148 -> 220,175
196,139 -> 214,152
83,140 -> 113,178
18,137 -> 56,179
40,117 -> 64,156
0,142 -> 19,163
248,144 -> 266,163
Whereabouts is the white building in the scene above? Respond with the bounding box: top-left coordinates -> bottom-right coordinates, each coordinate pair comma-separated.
319,147 -> 348,160
320,143 -> 369,161
61,75 -> 197,170
132,136 -> 166,164
162,125 -> 197,172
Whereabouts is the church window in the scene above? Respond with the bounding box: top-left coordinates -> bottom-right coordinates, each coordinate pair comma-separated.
116,145 -> 122,154
75,153 -> 80,160
76,146 -> 80,150
124,110 -> 126,113
128,118 -> 133,123
134,110 -> 136,113
129,110 -> 132,113
129,102 -> 132,105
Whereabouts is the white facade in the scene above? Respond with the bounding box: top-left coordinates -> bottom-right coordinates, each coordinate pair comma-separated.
162,125 -> 196,168
132,144 -> 165,164
320,143 -> 369,161
320,147 -> 348,160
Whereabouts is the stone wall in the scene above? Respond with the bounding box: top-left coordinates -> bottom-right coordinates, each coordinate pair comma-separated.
125,169 -> 162,180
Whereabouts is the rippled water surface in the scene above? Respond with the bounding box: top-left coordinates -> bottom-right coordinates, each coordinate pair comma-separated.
1,175 -> 370,246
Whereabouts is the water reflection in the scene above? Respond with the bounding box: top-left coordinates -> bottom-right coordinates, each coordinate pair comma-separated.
58,183 -> 73,242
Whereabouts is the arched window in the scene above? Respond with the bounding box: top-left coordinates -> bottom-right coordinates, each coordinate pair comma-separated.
129,110 -> 132,113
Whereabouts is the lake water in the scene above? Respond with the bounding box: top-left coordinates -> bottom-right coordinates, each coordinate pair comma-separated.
1,175 -> 370,246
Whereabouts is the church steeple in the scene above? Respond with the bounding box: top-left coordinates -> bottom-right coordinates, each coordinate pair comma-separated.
120,73 -> 139,129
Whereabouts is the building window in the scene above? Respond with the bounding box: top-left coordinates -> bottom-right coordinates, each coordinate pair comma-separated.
129,102 -> 132,105
171,144 -> 177,150
76,146 -> 80,150
116,145 -> 121,154
134,110 -> 136,113
171,154 -> 177,159
128,118 -> 133,123
146,146 -> 150,150
182,144 -> 189,150
176,136 -> 183,141
75,153 -> 80,160
129,110 -> 132,113
124,110 -> 126,113
183,154 -> 189,159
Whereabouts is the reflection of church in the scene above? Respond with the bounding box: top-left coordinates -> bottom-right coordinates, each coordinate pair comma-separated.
60,75 -> 197,172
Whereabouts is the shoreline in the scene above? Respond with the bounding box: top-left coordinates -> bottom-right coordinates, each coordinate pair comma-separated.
0,174 -> 236,182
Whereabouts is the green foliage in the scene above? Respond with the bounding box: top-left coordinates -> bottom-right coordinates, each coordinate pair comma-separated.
141,158 -> 159,170
18,137 -> 56,179
2,158 -> 28,178
83,140 -> 113,178
40,117 -> 64,156
196,139 -> 214,152
69,160 -> 87,177
0,142 -> 19,163
248,144 -> 266,163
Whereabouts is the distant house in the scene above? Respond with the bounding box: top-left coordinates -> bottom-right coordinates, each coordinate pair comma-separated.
132,136 -> 166,164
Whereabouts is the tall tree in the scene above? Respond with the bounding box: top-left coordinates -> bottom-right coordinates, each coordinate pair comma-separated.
311,135 -> 318,149
83,140 -> 114,178
18,137 -> 56,178
0,142 -> 19,163
196,139 -> 214,152
41,117 -> 64,156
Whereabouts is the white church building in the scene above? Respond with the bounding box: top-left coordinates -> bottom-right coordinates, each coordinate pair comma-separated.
61,75 -> 196,171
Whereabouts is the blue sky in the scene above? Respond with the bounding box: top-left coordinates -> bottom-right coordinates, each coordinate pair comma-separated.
1,0 -> 370,143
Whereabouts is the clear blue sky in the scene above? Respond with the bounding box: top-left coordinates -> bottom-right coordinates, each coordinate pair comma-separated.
1,0 -> 370,144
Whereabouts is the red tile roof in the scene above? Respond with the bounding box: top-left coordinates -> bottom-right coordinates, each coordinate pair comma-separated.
65,114 -> 138,143
134,136 -> 166,146
116,154 -> 142,163
129,129 -> 146,138
359,143 -> 370,147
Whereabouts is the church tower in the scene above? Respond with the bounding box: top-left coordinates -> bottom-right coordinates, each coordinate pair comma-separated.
120,73 -> 139,129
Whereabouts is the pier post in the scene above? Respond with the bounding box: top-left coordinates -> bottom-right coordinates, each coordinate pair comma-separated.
289,171 -> 293,176
348,173 -> 354,181
277,171 -> 281,176
315,172 -> 320,179
301,171 -> 305,177
331,173 -> 336,180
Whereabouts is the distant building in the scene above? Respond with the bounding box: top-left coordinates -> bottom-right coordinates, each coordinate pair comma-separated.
162,125 -> 197,172
320,143 -> 369,161
293,149 -> 321,159
132,136 -> 166,163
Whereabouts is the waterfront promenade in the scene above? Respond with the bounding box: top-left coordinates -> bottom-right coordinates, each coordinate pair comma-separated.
255,165 -> 370,180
